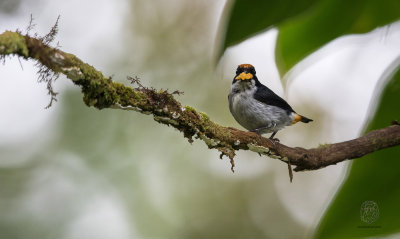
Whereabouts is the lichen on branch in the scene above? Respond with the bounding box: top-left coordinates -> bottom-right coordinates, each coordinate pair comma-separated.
1,30 -> 400,177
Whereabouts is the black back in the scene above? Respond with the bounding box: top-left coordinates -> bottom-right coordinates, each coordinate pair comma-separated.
253,77 -> 295,113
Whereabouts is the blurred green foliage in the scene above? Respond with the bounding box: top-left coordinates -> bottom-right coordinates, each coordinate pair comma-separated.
219,0 -> 317,55
315,61 -> 400,238
221,0 -> 400,74
0,0 -> 22,14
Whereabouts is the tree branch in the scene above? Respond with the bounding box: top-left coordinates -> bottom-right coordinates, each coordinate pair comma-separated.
1,30 -> 400,173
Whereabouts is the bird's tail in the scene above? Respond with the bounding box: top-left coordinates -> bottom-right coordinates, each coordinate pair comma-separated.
292,113 -> 313,125
300,115 -> 313,123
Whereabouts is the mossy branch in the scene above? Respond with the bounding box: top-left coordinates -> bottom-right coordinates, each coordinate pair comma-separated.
2,30 -> 400,176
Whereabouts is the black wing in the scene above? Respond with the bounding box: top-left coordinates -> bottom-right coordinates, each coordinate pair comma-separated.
253,83 -> 295,113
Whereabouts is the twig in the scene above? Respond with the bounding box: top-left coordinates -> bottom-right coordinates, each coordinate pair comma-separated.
288,160 -> 293,182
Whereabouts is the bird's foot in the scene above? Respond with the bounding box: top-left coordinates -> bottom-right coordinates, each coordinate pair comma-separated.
269,131 -> 278,140
270,137 -> 280,143
250,128 -> 262,135
251,123 -> 276,136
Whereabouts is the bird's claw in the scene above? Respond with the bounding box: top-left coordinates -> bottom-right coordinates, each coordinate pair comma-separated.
250,129 -> 262,135
271,138 -> 280,143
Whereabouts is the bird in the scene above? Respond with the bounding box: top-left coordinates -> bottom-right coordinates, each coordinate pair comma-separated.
228,64 -> 313,140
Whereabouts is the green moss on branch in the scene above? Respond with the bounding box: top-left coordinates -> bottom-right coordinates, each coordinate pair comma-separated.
0,31 -> 29,57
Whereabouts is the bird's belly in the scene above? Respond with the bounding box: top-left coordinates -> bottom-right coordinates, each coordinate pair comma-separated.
230,94 -> 291,133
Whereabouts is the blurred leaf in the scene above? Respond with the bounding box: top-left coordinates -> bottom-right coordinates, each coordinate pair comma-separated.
0,0 -> 22,14
218,0 -> 318,57
276,0 -> 400,74
315,58 -> 400,238
219,0 -> 400,75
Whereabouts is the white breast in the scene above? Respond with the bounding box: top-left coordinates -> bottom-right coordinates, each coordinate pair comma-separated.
229,83 -> 292,134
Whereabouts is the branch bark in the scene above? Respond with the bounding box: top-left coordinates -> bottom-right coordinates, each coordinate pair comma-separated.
1,30 -> 400,173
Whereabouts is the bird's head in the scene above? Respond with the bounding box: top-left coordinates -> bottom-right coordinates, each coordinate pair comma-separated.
233,64 -> 257,84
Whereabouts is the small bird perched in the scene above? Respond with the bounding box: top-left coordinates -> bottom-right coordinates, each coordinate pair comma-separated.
228,64 -> 313,140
